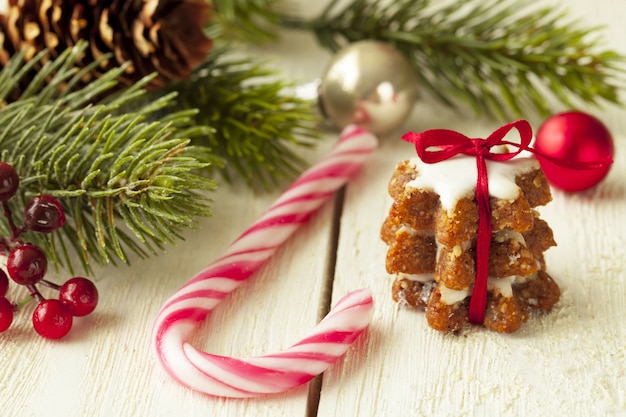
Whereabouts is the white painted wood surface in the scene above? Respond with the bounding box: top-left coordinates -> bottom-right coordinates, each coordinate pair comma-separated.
1,1 -> 625,416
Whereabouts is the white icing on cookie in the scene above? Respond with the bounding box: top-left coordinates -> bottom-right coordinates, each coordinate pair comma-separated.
438,276 -> 520,305
406,155 -> 539,211
489,276 -> 516,298
397,224 -> 415,235
493,229 -> 526,244
399,272 -> 434,283
439,285 -> 471,305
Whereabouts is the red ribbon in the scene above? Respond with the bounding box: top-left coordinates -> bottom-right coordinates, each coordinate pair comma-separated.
401,120 -> 612,324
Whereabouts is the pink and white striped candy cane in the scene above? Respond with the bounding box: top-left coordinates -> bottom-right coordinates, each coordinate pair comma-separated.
152,125 -> 377,398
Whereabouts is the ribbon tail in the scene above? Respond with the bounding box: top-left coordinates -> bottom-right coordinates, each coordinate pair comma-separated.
468,156 -> 491,324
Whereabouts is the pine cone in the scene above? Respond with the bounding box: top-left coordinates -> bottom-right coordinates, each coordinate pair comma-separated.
0,0 -> 213,92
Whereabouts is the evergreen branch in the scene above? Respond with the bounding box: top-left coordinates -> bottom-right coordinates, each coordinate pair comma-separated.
165,45 -> 320,190
210,0 -> 291,44
0,42 -> 219,272
280,0 -> 625,119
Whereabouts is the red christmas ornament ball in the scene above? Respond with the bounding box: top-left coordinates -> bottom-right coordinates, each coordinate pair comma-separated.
534,111 -> 614,192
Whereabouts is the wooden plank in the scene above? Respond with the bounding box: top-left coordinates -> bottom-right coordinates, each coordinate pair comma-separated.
0,134 -> 341,416
2,0 -> 626,416
317,1 -> 626,413
318,124 -> 626,416
1,11 -> 338,417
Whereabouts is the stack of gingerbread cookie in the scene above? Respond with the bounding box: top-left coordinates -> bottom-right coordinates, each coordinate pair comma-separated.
381,154 -> 561,333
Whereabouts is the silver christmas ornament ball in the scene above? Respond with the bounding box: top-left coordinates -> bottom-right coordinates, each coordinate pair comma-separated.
319,40 -> 418,136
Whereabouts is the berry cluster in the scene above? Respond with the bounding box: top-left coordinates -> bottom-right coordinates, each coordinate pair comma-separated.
0,162 -> 98,339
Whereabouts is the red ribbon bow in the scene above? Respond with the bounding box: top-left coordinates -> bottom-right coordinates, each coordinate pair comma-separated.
401,119 -> 611,324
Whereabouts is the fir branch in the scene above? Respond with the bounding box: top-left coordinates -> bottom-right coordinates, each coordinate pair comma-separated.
165,45 -> 320,190
280,0 -> 625,119
210,0 -> 290,44
0,42 -> 219,272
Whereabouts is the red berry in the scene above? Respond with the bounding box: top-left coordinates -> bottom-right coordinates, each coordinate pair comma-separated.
0,270 -> 8,297
0,162 -> 19,202
59,277 -> 99,317
24,195 -> 66,233
0,296 -> 13,332
6,243 -> 48,285
32,299 -> 73,339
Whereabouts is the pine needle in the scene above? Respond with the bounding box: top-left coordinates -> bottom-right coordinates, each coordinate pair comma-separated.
280,0 -> 625,120
166,45 -> 320,191
211,0 -> 294,44
0,41 -> 219,273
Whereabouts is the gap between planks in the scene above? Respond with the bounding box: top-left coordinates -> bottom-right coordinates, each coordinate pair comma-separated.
305,186 -> 347,417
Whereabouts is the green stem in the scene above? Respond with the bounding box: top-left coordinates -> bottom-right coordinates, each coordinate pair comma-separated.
14,292 -> 36,310
40,279 -> 62,291
276,15 -> 314,31
26,285 -> 44,303
1,201 -> 22,241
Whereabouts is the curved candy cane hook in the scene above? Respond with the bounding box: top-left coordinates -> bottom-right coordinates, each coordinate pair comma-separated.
152,125 -> 377,398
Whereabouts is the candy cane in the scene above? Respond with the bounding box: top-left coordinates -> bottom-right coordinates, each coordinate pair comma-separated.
152,125 -> 377,398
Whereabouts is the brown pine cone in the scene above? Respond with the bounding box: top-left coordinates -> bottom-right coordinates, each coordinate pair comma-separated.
0,0 -> 213,93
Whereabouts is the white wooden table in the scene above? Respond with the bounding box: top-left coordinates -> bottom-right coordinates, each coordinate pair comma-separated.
2,1 -> 625,416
